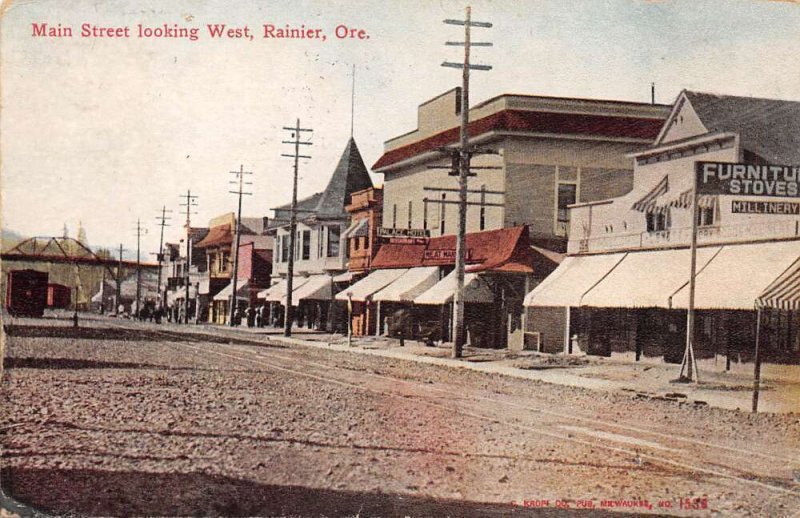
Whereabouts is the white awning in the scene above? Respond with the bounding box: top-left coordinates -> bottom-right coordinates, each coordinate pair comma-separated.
373,267 -> 440,303
213,281 -> 249,301
258,277 -> 310,302
581,247 -> 722,308
335,269 -> 408,302
523,253 -> 626,307
670,240 -> 800,310
414,271 -> 493,305
333,271 -> 356,283
290,274 -> 333,302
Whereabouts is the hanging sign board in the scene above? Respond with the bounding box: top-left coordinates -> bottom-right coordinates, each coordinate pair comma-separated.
696,161 -> 800,197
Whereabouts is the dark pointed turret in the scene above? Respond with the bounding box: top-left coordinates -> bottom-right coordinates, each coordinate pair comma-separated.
315,138 -> 373,218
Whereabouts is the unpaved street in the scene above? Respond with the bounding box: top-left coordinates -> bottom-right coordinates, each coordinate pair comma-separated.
2,317 -> 799,516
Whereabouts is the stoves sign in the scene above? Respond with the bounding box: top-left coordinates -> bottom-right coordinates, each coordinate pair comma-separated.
377,227 -> 430,240
696,161 -> 800,215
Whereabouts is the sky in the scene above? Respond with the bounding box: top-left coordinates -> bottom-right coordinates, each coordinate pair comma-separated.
2,0 -> 800,256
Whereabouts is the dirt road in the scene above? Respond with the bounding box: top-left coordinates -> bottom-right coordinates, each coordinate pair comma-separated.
2,317 -> 799,516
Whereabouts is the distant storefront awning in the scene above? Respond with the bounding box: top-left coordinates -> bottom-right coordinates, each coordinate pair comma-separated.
524,253 -> 626,307
758,257 -> 800,310
414,270 -> 493,305
258,277 -> 311,302
342,218 -> 369,241
213,281 -> 249,301
670,240 -> 799,310
335,269 -> 408,303
290,274 -> 333,303
333,271 -> 357,283
373,267 -> 440,303
581,247 -> 722,309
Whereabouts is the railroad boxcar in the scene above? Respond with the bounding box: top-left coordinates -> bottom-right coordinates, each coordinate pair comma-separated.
5,269 -> 49,317
47,283 -> 72,309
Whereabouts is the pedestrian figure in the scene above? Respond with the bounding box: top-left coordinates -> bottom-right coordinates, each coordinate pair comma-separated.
246,305 -> 255,328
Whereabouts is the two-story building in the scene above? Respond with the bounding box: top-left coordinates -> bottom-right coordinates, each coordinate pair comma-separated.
360,89 -> 668,348
162,227 -> 209,322
341,186 -> 383,336
524,90 -> 800,365
194,213 -> 272,324
261,138 -> 374,331
372,88 -> 670,253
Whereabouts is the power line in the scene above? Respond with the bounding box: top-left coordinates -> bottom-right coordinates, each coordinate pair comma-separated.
228,164 -> 253,327
280,119 -> 313,337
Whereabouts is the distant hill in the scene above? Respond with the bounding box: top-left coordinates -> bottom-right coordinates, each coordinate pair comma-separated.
1,228 -> 27,252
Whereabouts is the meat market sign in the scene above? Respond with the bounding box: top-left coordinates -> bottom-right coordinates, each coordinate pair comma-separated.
696,161 -> 800,197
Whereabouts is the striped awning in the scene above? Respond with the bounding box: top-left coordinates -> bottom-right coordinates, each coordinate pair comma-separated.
664,189 -> 717,210
757,257 -> 800,310
631,176 -> 668,213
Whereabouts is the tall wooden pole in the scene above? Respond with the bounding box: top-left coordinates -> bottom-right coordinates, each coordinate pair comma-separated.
281,119 -> 312,337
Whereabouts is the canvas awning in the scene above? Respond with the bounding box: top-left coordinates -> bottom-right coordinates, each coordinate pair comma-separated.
631,175 -> 668,213
670,240 -> 800,310
414,270 -> 493,305
334,269 -> 408,302
581,247 -> 722,308
290,274 -> 333,302
213,281 -> 249,301
757,257 -> 800,310
258,277 -> 310,302
373,267 -> 440,303
523,253 -> 626,307
333,271 -> 357,283
342,218 -> 368,240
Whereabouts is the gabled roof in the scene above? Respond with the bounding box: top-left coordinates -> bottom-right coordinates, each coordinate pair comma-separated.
315,138 -> 373,217
659,90 -> 800,164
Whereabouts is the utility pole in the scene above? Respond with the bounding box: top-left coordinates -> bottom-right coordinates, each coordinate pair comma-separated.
281,119 -> 313,337
116,244 -> 124,315
228,164 -> 253,327
134,219 -> 147,317
179,190 -> 198,324
442,6 -> 492,358
154,206 -> 172,312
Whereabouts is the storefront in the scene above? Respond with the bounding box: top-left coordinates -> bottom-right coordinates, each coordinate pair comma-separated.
341,225 -> 558,348
524,240 -> 800,362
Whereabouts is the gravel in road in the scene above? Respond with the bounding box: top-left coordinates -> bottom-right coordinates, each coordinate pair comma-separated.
1,319 -> 799,517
